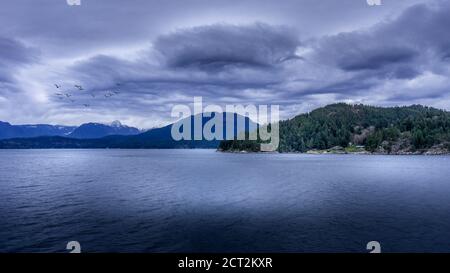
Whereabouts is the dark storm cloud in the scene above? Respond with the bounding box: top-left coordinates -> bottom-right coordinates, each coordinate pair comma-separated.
1,0 -> 449,127
1,0 -> 418,58
154,24 -> 300,69
312,34 -> 419,76
66,23 -> 299,96
62,0 -> 450,126
337,46 -> 417,72
311,1 -> 450,79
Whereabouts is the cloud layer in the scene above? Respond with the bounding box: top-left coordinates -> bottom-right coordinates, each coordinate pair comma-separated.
155,24 -> 299,69
0,0 -> 449,128
0,37 -> 38,83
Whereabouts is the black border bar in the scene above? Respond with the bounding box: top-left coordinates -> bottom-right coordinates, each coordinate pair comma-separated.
0,253 -> 447,272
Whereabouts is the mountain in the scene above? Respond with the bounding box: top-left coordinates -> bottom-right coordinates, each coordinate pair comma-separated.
219,103 -> 450,155
68,121 -> 141,139
0,120 -> 140,140
0,121 -> 76,140
0,112 -> 258,149
126,112 -> 257,148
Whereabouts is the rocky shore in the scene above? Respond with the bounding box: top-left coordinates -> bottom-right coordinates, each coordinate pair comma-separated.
307,143 -> 450,155
219,144 -> 450,155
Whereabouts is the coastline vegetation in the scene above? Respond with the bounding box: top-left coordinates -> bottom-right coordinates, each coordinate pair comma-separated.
219,103 -> 450,155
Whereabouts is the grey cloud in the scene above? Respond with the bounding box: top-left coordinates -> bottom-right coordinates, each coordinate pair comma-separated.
61,0 -> 450,128
0,36 -> 39,97
0,37 -> 39,80
154,23 -> 300,69
311,34 -> 420,79
0,37 -> 37,65
310,1 -> 450,79
338,46 -> 417,72
66,23 -> 296,97
3,0 -> 449,128
308,78 -> 377,96
0,0 -> 423,59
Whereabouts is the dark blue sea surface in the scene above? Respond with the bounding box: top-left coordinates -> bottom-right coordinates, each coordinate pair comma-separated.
1,149 -> 450,253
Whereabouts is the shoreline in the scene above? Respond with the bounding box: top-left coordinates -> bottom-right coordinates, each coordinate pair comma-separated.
0,147 -> 448,155
217,149 -> 450,156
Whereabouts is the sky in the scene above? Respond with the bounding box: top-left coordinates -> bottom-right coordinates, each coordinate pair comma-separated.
0,0 -> 449,129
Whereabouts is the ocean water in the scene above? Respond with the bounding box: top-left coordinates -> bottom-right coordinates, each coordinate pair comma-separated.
1,149 -> 450,253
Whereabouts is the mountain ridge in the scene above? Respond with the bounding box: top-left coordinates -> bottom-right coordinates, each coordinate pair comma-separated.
0,120 -> 141,140
68,122 -> 141,139
0,112 -> 257,149
0,121 -> 76,140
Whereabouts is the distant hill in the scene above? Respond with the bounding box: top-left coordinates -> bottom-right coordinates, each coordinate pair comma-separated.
0,121 -> 76,140
0,120 -> 140,140
219,103 -> 450,155
0,112 -> 257,149
68,121 -> 141,139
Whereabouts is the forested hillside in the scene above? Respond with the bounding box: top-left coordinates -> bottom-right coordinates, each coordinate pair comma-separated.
219,104 -> 450,154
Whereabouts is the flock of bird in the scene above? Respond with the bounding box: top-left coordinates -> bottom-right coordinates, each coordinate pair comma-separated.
54,83 -> 121,108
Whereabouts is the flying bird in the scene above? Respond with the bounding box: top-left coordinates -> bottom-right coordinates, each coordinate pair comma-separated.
65,93 -> 72,98
54,84 -> 61,89
74,85 -> 84,91
83,104 -> 90,107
